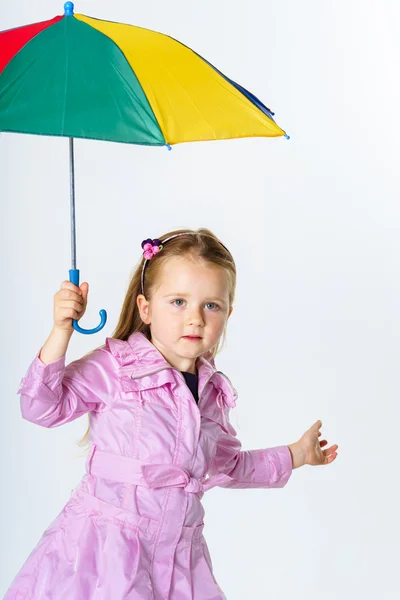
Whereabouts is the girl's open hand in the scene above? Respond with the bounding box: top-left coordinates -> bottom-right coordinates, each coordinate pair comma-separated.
288,420 -> 338,469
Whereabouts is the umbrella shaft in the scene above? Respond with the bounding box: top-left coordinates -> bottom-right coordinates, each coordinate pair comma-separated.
69,138 -> 77,270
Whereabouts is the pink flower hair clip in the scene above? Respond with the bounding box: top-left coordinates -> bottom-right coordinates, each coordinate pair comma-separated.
141,238 -> 164,260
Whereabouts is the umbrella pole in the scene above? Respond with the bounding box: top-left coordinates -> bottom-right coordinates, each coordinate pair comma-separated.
69,137 -> 77,270
67,137 -> 107,334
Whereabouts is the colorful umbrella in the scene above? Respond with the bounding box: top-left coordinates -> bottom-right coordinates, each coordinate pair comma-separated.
0,2 -> 289,334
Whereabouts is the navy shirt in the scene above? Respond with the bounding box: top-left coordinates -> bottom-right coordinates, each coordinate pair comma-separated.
181,371 -> 199,404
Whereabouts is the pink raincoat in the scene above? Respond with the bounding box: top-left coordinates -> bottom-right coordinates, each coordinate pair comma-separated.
6,332 -> 292,599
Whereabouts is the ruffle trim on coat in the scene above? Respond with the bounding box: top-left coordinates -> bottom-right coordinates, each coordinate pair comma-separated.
105,337 -> 134,367
104,333 -> 238,408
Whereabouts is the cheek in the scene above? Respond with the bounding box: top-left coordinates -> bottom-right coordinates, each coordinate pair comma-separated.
207,313 -> 227,335
151,308 -> 182,332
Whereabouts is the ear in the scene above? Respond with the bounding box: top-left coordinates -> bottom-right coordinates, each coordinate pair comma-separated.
137,294 -> 151,325
228,306 -> 233,319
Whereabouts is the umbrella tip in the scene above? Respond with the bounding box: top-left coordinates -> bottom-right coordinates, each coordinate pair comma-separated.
64,2 -> 74,16
166,144 -> 172,151
284,133 -> 290,140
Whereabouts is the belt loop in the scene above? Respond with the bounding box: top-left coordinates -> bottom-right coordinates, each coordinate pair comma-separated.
85,443 -> 97,475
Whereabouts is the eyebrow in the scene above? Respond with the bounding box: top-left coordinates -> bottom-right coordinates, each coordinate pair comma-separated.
163,293 -> 227,304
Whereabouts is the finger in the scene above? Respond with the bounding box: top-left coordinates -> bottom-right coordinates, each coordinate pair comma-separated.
79,282 -> 89,298
311,420 -> 322,431
58,288 -> 84,303
59,290 -> 84,304
324,452 -> 338,465
322,444 -> 338,457
58,301 -> 85,313
57,307 -> 82,320
60,281 -> 83,295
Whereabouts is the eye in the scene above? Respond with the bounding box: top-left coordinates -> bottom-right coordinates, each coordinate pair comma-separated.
205,302 -> 219,311
172,299 -> 186,307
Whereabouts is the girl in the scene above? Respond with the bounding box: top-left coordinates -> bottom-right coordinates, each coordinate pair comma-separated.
6,228 -> 338,600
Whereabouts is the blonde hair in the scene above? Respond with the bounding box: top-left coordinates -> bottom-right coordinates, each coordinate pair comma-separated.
77,227 -> 236,450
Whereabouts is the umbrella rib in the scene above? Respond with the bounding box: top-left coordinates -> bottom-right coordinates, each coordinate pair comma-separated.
108,61 -> 165,143
157,60 -> 221,139
60,19 -> 69,135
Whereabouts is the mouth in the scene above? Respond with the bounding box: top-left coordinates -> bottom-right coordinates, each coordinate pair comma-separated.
182,335 -> 203,341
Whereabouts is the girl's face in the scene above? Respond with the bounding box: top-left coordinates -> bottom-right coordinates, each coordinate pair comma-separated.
137,255 -> 232,373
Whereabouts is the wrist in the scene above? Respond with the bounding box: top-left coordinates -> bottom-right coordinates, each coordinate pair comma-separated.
39,327 -> 73,365
288,441 -> 306,469
52,325 -> 74,336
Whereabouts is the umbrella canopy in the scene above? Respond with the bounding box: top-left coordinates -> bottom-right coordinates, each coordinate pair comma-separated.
0,2 -> 288,146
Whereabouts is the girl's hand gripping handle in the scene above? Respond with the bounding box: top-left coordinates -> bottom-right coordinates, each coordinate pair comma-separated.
68,269 -> 107,335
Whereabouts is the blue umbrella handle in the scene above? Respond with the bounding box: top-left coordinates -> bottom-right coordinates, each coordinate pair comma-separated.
69,269 -> 107,335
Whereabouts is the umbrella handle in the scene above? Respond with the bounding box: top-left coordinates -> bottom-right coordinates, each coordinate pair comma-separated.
69,269 -> 107,335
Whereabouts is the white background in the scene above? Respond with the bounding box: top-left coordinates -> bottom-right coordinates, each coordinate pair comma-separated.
1,1 -> 400,598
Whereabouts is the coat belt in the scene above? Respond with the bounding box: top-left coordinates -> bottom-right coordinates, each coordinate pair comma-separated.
85,444 -> 232,493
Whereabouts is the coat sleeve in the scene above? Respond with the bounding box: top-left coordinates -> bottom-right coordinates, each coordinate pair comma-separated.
17,346 -> 117,428
208,409 -> 293,489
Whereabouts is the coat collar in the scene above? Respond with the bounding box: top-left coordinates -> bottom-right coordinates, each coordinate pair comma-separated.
106,331 -> 237,407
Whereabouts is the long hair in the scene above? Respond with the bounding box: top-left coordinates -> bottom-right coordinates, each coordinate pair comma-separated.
77,227 -> 236,450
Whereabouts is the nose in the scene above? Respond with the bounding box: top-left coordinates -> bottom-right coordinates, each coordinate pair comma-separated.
186,307 -> 205,327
